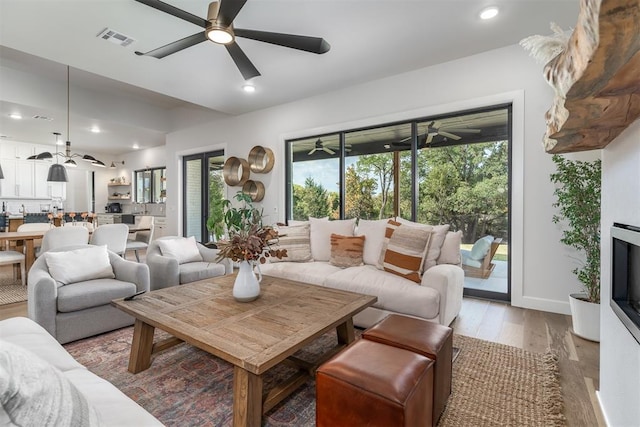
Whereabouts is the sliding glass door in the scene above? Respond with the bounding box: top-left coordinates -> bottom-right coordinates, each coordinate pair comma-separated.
182,150 -> 224,242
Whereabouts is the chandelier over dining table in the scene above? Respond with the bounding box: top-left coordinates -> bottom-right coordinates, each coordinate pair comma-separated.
27,65 -> 106,182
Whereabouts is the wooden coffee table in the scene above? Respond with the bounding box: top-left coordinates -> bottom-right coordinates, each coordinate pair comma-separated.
112,274 -> 377,427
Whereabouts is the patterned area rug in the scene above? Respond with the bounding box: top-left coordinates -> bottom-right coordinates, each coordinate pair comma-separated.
65,328 -> 565,427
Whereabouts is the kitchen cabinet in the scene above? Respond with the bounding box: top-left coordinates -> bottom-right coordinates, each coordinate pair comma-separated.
34,163 -> 65,199
0,141 -> 35,160
153,216 -> 167,240
0,159 -> 35,198
96,214 -> 122,226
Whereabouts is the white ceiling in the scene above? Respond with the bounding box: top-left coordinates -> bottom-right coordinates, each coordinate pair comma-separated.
0,0 -> 579,156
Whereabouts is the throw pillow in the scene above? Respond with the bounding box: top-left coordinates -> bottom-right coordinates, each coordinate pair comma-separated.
437,230 -> 463,265
288,217 -> 327,226
157,236 -> 203,264
309,217 -> 357,262
469,235 -> 494,260
395,218 -> 448,271
376,219 -> 402,270
0,340 -> 100,426
380,225 -> 432,283
330,234 -> 365,268
45,245 -> 115,285
355,218 -> 391,266
270,224 -> 312,263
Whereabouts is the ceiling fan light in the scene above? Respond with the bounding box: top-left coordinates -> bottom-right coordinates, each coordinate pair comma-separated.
207,25 -> 234,44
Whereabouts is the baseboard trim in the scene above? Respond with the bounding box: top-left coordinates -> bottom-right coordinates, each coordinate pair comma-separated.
512,295 -> 571,315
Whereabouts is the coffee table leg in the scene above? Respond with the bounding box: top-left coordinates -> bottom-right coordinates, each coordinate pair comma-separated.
128,319 -> 155,373
233,366 -> 263,427
336,317 -> 355,345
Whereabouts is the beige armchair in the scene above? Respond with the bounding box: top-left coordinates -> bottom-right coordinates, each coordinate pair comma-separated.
146,236 -> 232,291
27,244 -> 150,344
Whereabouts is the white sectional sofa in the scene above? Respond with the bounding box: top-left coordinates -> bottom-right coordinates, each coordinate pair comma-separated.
260,217 -> 464,327
0,317 -> 162,426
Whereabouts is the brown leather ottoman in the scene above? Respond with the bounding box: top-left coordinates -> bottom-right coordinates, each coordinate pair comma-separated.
316,339 -> 434,427
363,314 -> 453,424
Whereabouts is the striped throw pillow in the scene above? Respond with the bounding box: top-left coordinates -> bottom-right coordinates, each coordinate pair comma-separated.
378,220 -> 432,283
330,234 -> 365,268
270,224 -> 312,263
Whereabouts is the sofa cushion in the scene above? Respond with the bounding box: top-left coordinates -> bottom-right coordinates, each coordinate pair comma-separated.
381,224 -> 432,283
158,236 -> 203,264
461,250 -> 482,268
395,218 -> 449,272
57,279 -> 136,312
355,218 -> 390,266
324,265 -> 440,320
45,245 -> 114,286
271,224 -> 312,263
437,230 -> 462,265
330,234 -> 365,268
310,218 -> 357,262
0,317 -> 84,373
0,340 -> 100,427
260,261 -> 342,286
179,261 -> 227,284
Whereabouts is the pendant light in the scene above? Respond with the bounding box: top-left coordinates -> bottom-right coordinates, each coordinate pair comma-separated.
47,132 -> 68,182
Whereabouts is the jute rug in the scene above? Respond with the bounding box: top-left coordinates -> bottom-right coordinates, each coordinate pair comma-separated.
0,272 -> 27,305
65,328 -> 565,427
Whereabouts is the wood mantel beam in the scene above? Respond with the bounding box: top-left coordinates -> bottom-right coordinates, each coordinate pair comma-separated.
543,0 -> 640,153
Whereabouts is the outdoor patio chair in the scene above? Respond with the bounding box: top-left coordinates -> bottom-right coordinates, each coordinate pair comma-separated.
461,236 -> 502,279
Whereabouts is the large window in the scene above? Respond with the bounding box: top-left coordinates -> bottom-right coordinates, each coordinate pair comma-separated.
286,105 -> 511,300
135,166 -> 166,204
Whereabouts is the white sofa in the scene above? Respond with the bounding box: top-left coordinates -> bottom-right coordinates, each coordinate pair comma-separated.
260,217 -> 464,327
0,316 -> 162,426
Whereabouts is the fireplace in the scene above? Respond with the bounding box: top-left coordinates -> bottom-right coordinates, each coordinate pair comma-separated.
611,223 -> 640,344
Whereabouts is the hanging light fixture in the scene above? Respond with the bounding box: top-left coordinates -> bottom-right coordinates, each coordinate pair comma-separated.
29,65 -> 106,172
47,133 -> 68,182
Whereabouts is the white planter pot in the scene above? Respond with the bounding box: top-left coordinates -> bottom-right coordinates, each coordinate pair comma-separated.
569,293 -> 600,342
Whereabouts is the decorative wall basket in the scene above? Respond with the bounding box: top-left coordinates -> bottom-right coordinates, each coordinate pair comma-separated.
223,157 -> 250,186
242,180 -> 265,202
247,145 -> 275,174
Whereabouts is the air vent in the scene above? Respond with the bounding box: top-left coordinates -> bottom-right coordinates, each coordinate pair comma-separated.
32,115 -> 53,121
97,28 -> 135,47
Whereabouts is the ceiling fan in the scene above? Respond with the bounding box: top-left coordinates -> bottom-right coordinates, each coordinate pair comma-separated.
393,121 -> 481,146
307,139 -> 351,155
133,0 -> 331,80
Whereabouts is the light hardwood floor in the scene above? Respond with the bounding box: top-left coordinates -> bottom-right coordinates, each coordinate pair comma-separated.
0,296 -> 603,426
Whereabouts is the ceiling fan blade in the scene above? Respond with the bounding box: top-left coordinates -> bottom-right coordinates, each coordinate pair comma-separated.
135,32 -> 208,58
235,29 -> 330,54
134,0 -> 208,28
323,146 -> 336,155
440,128 -> 481,133
426,134 -> 434,144
438,131 -> 462,140
224,42 -> 261,80
217,0 -> 248,26
308,148 -> 317,155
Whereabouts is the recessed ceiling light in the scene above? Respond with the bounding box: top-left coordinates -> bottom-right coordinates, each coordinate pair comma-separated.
132,144 -> 139,150
9,113 -> 22,120
91,126 -> 101,133
242,84 -> 256,93
479,6 -> 499,20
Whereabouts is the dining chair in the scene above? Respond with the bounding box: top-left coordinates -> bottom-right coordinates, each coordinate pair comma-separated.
125,222 -> 154,262
39,226 -> 90,256
16,223 -> 54,257
0,249 -> 26,286
90,223 -> 129,256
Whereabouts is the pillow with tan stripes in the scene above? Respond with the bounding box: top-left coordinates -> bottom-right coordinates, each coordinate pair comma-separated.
269,224 -> 312,263
378,220 -> 432,283
330,234 -> 365,268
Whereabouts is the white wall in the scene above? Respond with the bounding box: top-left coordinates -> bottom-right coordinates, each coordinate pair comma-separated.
598,120 -> 640,426
163,43 -> 593,314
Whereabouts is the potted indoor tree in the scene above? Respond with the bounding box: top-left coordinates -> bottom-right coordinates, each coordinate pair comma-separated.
550,154 -> 601,341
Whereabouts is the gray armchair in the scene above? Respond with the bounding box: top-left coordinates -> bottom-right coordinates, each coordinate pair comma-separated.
146,236 -> 232,291
27,244 -> 149,344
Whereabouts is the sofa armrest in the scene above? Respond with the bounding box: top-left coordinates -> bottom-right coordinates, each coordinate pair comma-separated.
197,245 -> 233,275
110,254 -> 150,293
27,265 -> 58,339
420,264 -> 464,325
145,252 -> 180,290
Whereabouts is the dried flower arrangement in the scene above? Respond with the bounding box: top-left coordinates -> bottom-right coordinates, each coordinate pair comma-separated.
215,192 -> 287,263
